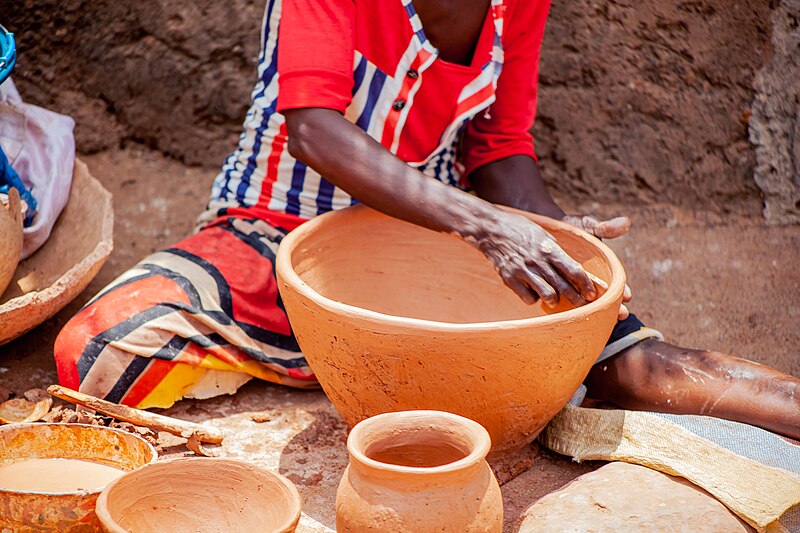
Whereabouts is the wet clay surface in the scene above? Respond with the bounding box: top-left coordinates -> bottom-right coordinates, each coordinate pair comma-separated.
368,442 -> 468,468
0,458 -> 125,492
0,147 -> 797,531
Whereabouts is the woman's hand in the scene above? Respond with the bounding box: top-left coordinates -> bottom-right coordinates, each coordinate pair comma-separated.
561,215 -> 631,239
470,212 -> 599,308
562,214 -> 633,319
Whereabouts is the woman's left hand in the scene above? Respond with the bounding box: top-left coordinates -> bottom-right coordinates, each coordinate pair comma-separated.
562,214 -> 633,320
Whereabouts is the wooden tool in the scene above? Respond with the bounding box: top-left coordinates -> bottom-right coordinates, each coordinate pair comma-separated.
47,385 -> 224,444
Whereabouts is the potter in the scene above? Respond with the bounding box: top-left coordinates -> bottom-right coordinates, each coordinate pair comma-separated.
52,0 -> 799,450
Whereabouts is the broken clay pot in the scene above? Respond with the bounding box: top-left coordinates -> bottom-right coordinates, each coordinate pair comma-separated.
336,410 -> 503,532
96,457 -> 302,533
0,397 -> 52,424
276,205 -> 625,462
0,187 -> 23,297
0,423 -> 156,532
0,159 -> 113,345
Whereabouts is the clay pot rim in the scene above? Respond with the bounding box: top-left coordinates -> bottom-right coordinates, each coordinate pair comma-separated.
95,457 -> 303,533
0,422 -> 157,497
347,410 -> 491,476
277,205 -> 626,332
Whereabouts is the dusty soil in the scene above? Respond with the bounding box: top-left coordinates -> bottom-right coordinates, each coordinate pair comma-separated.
0,147 -> 797,531
1,0 -> 787,218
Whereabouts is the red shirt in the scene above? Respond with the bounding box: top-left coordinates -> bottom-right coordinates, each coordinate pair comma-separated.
204,0 -> 551,231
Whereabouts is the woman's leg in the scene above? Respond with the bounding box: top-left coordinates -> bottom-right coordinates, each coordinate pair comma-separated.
585,338 -> 800,439
54,217 -> 317,409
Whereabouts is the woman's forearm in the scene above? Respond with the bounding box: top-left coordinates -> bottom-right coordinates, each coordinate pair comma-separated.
284,107 -> 502,241
284,108 -> 596,307
469,155 -> 565,220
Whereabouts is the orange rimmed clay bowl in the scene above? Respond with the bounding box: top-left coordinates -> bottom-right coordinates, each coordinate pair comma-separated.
0,423 -> 157,532
96,457 -> 302,533
276,205 -> 626,462
0,159 -> 114,345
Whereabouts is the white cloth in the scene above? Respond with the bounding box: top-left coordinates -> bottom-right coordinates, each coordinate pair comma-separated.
0,78 -> 75,259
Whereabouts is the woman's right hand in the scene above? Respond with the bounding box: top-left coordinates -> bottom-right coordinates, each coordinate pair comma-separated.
470,212 -> 598,308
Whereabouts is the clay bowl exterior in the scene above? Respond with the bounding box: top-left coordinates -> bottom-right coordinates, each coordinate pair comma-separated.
0,187 -> 23,296
337,410 -> 502,532
0,159 -> 114,345
96,457 -> 302,533
276,205 -> 626,461
0,423 -> 157,532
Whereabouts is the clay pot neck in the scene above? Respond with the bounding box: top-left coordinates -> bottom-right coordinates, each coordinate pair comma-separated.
347,411 -> 491,487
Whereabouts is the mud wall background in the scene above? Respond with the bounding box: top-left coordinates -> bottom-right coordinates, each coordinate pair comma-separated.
1,0 -> 798,223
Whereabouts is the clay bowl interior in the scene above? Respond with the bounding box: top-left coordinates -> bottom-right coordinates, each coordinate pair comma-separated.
0,159 -> 113,345
349,411 -> 490,471
277,205 -> 625,459
288,207 -> 618,323
96,457 -> 302,533
0,423 -> 157,530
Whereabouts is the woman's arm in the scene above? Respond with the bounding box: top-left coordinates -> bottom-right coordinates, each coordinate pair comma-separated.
470,155 -> 565,219
470,155 -> 632,239
284,108 -> 597,307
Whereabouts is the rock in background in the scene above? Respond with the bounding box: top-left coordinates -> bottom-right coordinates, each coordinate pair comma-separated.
1,0 -> 797,223
749,0 -> 800,224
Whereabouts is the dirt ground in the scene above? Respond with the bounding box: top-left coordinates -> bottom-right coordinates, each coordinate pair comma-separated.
0,147 -> 798,531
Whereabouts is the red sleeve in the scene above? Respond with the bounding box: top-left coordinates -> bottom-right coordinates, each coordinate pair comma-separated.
277,0 -> 356,113
461,0 -> 551,178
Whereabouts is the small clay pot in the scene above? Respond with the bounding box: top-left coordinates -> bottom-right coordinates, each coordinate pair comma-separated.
96,457 -> 302,533
0,187 -> 23,296
276,205 -> 626,463
336,410 -> 502,532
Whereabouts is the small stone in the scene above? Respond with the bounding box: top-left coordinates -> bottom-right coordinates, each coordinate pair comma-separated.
0,385 -> 12,403
23,388 -> 50,403
518,462 -> 751,532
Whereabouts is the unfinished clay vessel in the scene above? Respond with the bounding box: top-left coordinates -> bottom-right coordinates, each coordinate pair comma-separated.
276,205 -> 626,461
336,410 -> 502,532
96,457 -> 302,533
0,159 -> 113,345
0,423 -> 157,532
0,187 -> 23,296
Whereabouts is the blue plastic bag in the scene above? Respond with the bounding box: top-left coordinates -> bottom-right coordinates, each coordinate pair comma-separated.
0,146 -> 36,225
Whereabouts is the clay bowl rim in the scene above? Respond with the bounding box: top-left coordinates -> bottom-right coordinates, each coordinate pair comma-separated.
0,422 -> 158,497
95,457 -> 303,533
347,410 -> 491,476
277,205 -> 626,332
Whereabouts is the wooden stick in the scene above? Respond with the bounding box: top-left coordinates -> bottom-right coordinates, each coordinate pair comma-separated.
47,385 -> 224,444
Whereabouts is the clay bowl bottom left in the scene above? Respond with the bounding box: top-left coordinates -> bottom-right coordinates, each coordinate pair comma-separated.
276,205 -> 626,462
96,457 -> 302,533
0,423 -> 157,532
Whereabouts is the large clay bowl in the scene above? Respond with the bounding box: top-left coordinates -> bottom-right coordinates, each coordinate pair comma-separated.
276,205 -> 626,460
96,457 -> 302,533
0,187 -> 23,296
0,423 -> 157,532
0,159 -> 114,345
